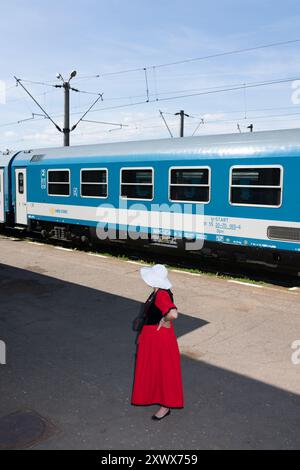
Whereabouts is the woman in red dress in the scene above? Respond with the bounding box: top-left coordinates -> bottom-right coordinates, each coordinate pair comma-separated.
131,264 -> 184,420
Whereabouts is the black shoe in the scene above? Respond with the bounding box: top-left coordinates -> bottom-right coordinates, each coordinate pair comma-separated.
151,409 -> 171,421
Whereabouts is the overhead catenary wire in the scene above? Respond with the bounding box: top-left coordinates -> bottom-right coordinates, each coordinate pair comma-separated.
15,79 -> 57,87
74,38 -> 300,79
2,38 -> 300,148
79,76 -> 300,116
7,74 -> 300,120
81,119 -> 128,128
17,79 -> 105,96
151,39 -> 300,70
144,76 -> 300,104
5,38 -> 299,135
17,113 -> 47,124
15,77 -> 104,99
2,75 -> 300,130
196,110 -> 300,125
186,104 -> 300,120
153,66 -> 159,101
3,113 -> 300,149
2,72 -> 300,144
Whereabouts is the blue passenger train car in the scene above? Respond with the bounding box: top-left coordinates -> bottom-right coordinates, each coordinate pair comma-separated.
3,128 -> 300,274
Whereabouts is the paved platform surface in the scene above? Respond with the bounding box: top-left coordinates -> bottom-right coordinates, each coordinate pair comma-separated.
0,237 -> 300,450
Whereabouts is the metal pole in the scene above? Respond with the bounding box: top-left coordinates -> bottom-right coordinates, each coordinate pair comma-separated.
179,110 -> 184,137
175,110 -> 189,138
63,81 -> 70,146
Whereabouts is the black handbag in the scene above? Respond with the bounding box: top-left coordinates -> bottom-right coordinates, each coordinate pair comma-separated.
132,292 -> 154,332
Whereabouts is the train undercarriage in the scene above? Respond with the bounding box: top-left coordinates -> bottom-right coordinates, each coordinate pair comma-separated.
21,218 -> 300,277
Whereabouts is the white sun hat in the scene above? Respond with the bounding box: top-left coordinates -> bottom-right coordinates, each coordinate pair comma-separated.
140,264 -> 172,290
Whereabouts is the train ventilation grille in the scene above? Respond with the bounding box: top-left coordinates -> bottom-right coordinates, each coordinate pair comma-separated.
267,226 -> 300,242
30,154 -> 45,162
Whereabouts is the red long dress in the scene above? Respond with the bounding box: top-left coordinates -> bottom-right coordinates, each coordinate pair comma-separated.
131,289 -> 184,408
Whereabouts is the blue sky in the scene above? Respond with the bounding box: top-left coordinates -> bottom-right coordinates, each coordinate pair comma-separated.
1,0 -> 300,149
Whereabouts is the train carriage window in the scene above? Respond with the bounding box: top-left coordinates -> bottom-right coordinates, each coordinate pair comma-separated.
230,167 -> 282,207
18,173 -> 24,194
81,169 -> 108,198
121,168 -> 153,200
48,170 -> 70,196
169,167 -> 210,203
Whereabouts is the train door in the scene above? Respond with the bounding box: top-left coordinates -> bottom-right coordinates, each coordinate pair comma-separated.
0,169 -> 4,223
15,168 -> 27,225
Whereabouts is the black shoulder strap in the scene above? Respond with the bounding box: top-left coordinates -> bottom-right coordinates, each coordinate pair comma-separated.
143,291 -> 156,317
168,289 -> 174,302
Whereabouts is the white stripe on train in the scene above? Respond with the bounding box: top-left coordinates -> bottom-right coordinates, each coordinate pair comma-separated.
27,201 -> 300,243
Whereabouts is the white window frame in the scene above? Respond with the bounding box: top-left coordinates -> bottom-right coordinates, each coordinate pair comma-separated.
120,167 -> 154,201
168,166 -> 211,204
80,168 -> 108,199
47,169 -> 71,197
229,164 -> 283,208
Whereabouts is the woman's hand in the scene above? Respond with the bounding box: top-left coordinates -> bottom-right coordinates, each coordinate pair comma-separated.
157,309 -> 178,330
157,319 -> 171,330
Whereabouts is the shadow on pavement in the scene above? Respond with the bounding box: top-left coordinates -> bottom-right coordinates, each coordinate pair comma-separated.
0,263 -> 299,450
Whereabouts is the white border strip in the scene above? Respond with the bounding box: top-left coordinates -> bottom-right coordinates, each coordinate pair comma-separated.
228,280 -> 263,288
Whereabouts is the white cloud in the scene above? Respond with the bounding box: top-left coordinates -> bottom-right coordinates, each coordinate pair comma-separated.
4,131 -> 16,138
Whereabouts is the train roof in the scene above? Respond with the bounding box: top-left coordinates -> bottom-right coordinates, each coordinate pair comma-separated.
11,128 -> 300,165
0,150 -> 20,167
